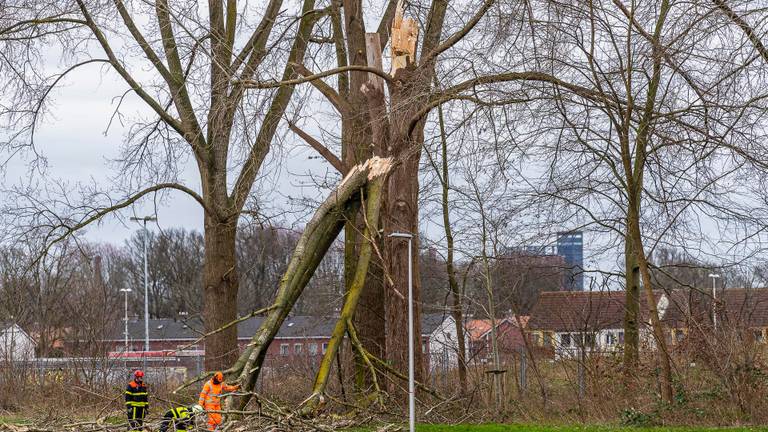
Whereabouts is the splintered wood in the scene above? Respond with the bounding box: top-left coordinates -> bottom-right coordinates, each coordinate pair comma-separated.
391,0 -> 419,75
365,33 -> 385,91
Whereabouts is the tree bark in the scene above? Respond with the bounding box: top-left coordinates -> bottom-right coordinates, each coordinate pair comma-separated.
628,205 -> 674,402
203,215 -> 240,370
623,229 -> 640,375
385,64 -> 431,384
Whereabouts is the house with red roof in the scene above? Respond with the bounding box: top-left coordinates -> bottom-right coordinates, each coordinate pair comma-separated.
526,290 -> 668,358
663,287 -> 768,348
465,316 -> 528,364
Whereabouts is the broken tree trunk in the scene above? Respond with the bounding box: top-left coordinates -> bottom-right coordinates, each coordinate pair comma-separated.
383,0 -> 428,388
301,173 -> 386,413
227,156 -> 394,410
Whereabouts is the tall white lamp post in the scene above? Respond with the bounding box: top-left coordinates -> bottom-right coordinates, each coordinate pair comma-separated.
130,215 -> 156,370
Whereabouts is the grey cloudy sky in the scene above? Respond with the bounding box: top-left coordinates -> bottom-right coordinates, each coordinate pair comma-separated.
2,61 -> 332,247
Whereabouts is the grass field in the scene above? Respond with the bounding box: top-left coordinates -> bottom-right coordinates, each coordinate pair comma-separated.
0,415 -> 31,425
361,425 -> 768,432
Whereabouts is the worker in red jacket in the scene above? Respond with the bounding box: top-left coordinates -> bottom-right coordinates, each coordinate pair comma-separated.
125,370 -> 149,430
198,371 -> 240,430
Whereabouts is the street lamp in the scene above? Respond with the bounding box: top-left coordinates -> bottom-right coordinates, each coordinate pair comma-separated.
130,215 -> 156,369
388,232 -> 414,432
120,289 -> 132,352
708,273 -> 721,330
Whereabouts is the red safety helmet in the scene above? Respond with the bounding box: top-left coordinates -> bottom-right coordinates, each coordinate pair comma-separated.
134,370 -> 144,379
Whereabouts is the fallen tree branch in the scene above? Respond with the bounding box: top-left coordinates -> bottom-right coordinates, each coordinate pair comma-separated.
300,178 -> 386,414
226,156 -> 394,411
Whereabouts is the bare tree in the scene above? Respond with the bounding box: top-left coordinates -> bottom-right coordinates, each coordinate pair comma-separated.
516,0 -> 768,401
0,0 -> 324,369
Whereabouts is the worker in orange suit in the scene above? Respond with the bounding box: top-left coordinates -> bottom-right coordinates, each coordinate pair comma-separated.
198,371 -> 240,431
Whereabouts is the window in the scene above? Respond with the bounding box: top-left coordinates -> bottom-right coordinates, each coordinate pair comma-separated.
605,333 -> 616,346
618,331 -> 625,344
280,344 -> 289,356
584,333 -> 595,347
560,333 -> 571,347
294,343 -> 303,354
530,332 -> 542,347
322,343 -> 328,354
309,343 -> 319,355
755,329 -> 765,344
573,333 -> 584,346
543,332 -> 554,347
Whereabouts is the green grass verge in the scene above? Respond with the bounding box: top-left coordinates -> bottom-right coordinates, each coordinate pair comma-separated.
0,415 -> 32,425
354,424 -> 768,432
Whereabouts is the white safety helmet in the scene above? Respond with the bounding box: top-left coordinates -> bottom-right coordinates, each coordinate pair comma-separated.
191,404 -> 204,414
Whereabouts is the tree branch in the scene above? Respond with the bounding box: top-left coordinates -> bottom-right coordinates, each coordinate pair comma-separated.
75,0 -> 185,136
238,64 -> 394,89
42,182 -> 216,254
231,0 -> 285,78
712,0 -> 768,62
375,0 -> 399,50
287,121 -> 345,173
421,0 -> 495,66
230,0 -> 320,211
176,305 -> 278,352
293,63 -> 350,113
112,0 -> 174,84
0,17 -> 87,37
154,0 -> 206,159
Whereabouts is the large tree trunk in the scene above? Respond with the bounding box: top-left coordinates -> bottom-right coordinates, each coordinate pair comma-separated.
386,139 -> 425,382
384,201 -> 424,384
339,0 -> 389,393
203,216 -> 240,370
627,200 -> 673,402
623,229 -> 640,375
385,64 -> 431,384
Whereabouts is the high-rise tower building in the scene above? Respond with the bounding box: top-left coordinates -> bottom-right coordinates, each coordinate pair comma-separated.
556,231 -> 584,291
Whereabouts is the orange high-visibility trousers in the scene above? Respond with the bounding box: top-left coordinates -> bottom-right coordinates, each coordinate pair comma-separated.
206,411 -> 222,431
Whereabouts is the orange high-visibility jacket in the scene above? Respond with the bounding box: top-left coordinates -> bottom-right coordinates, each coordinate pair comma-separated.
198,379 -> 238,409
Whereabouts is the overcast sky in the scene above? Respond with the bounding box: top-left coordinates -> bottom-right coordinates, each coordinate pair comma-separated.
3,2 -> 749,289
1,61 -> 334,247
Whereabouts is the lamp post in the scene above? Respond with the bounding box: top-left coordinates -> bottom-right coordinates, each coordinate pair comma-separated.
120,289 -> 132,352
708,273 -> 721,330
388,232 -> 414,432
130,215 -> 156,370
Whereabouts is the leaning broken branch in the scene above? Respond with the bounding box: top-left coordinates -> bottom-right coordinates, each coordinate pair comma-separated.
226,156 -> 394,410
301,174 -> 386,413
